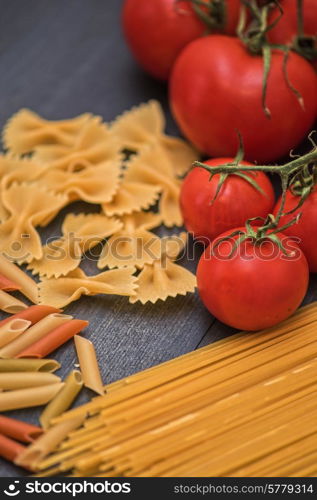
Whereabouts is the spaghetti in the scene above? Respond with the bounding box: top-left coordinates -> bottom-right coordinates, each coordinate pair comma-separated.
29,302 -> 317,477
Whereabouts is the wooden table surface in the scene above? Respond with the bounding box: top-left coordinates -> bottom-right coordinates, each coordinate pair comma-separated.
0,0 -> 316,476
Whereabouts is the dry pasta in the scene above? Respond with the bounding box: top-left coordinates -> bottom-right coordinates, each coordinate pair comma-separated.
28,213 -> 122,278
0,290 -> 27,313
0,273 -> 20,291
0,183 -> 67,262
0,372 -> 61,390
38,267 -> 137,308
33,120 -> 121,169
0,359 -> 60,373
110,100 -> 197,176
74,336 -> 104,396
130,233 -> 196,304
0,305 -> 60,328
125,145 -> 183,227
0,415 -> 42,444
0,383 -> 64,412
40,371 -> 83,429
0,313 -> 72,358
0,433 -> 25,464
17,319 -> 89,358
0,254 -> 39,303
33,303 -> 317,478
102,180 -> 161,217
35,160 -> 121,205
3,109 -> 93,154
15,416 -> 85,470
0,318 -> 31,349
98,212 -> 162,269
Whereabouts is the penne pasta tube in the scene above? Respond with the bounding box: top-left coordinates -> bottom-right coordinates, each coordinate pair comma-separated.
0,415 -> 43,443
0,313 -> 72,358
0,274 -> 20,291
0,289 -> 27,313
40,371 -> 83,429
0,383 -> 64,412
0,318 -> 31,348
0,304 -> 61,328
0,358 -> 60,373
74,336 -> 104,395
0,254 -> 38,303
0,372 -> 61,390
15,415 -> 85,470
0,432 -> 26,463
17,319 -> 89,359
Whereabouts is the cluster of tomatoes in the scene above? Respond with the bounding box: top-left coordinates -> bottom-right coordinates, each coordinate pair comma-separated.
123,0 -> 317,332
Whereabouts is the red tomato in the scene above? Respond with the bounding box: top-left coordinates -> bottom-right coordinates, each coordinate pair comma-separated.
180,158 -> 275,243
197,228 -> 309,330
169,35 -> 317,162
273,186 -> 317,273
122,0 -> 241,80
267,0 -> 317,45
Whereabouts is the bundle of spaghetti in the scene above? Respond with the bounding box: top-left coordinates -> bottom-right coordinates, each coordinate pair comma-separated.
33,302 -> 317,477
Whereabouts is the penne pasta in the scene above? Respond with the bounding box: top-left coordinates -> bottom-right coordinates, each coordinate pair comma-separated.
0,383 -> 64,412
0,254 -> 39,303
0,415 -> 42,443
15,416 -> 85,470
0,304 -> 61,328
0,313 -> 72,358
0,432 -> 26,463
0,318 -> 31,349
0,274 -> 20,291
17,319 -> 89,358
40,371 -> 83,429
74,336 -> 104,396
0,289 -> 27,313
0,358 -> 60,373
0,372 -> 61,390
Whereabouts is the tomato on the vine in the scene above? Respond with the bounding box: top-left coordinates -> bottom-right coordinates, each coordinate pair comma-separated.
122,0 -> 242,80
273,186 -> 317,273
197,227 -> 309,331
180,158 -> 275,242
267,0 -> 317,46
169,35 -> 317,162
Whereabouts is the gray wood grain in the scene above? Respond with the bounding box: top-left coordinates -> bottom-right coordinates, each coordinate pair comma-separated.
0,0 -> 315,477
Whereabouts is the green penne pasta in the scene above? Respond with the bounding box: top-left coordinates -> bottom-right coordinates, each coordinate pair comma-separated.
40,370 -> 83,429
0,359 -> 60,373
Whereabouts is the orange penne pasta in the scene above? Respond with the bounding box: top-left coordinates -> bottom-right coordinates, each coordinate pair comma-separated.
17,319 -> 89,358
0,274 -> 20,291
0,415 -> 42,443
0,432 -> 26,463
0,304 -> 61,328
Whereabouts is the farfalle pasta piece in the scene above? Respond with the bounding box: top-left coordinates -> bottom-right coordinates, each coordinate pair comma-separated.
38,267 -> 138,308
0,183 -> 68,263
98,212 -> 162,269
125,146 -> 182,227
111,100 -> 197,176
102,180 -> 161,216
35,159 -> 121,204
3,109 -> 92,154
33,120 -> 121,170
0,156 -> 47,191
28,213 -> 122,278
130,233 -> 196,304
